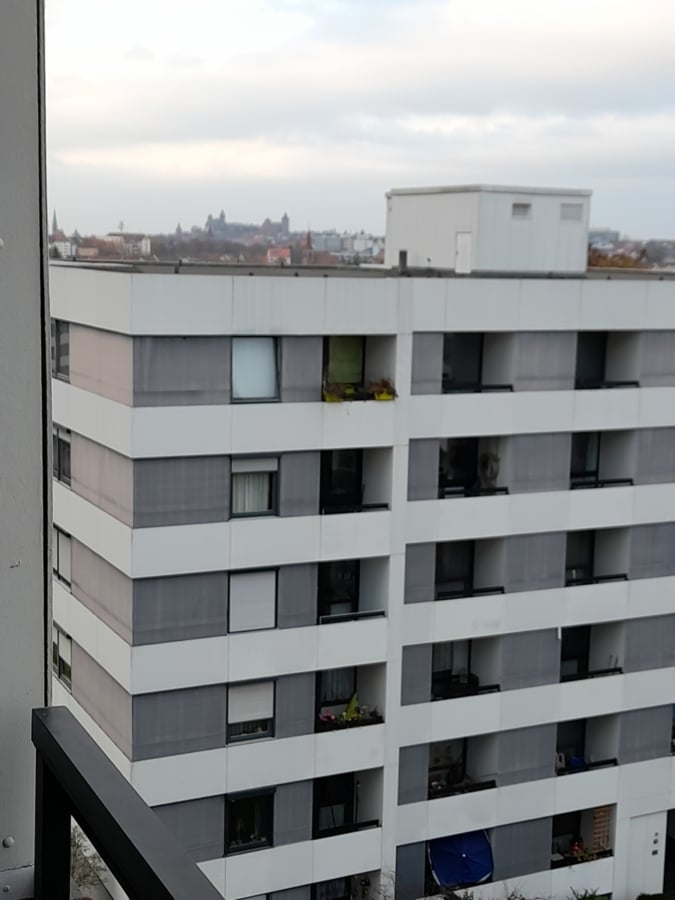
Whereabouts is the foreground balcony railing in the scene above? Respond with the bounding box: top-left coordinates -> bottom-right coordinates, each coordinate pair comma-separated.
32,706 -> 222,900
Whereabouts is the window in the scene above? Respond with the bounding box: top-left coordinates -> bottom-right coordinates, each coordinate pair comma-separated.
320,449 -> 363,514
435,541 -> 474,599
561,203 -> 583,222
431,640 -> 471,699
324,336 -> 364,387
226,792 -> 273,853
552,810 -> 581,856
314,879 -> 353,900
318,559 -> 359,619
428,738 -> 466,797
560,626 -> 591,680
318,667 -> 356,715
232,337 -> 278,401
52,526 -> 72,586
570,433 -> 600,487
565,531 -> 595,585
231,457 -> 278,516
314,773 -> 354,837
52,425 -> 71,486
52,627 -> 72,688
442,333 -> 483,391
512,202 -> 531,219
51,320 -> 70,380
227,681 -> 274,742
439,438 -> 479,494
229,570 -> 276,632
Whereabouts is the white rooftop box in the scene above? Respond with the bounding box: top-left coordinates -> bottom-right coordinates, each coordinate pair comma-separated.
384,184 -> 591,274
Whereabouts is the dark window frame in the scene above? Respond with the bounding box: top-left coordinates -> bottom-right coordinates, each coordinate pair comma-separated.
51,319 -> 70,381
53,526 -> 72,587
52,626 -> 72,689
53,424 -> 72,486
317,667 -> 357,716
320,449 -> 364,514
313,772 -> 355,838
318,559 -> 360,620
323,335 -> 366,390
225,790 -> 274,855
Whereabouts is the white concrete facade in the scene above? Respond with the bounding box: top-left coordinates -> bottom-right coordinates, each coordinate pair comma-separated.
51,243 -> 675,900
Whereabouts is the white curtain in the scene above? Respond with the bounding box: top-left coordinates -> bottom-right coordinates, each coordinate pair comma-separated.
232,337 -> 278,400
232,471 -> 270,514
229,570 -> 276,632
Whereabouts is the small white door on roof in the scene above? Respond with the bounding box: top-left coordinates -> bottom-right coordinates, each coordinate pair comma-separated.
455,231 -> 472,274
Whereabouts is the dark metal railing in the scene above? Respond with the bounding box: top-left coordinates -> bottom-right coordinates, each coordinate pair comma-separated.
439,484 -> 509,498
565,573 -> 628,587
574,378 -> 640,389
435,583 -> 505,601
442,380 -> 514,394
313,818 -> 380,840
32,706 -> 223,900
560,666 -> 623,683
428,777 -> 497,800
570,475 -> 634,489
319,609 -> 386,624
556,757 -> 618,776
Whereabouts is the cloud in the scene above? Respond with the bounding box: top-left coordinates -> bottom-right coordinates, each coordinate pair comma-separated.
46,0 -> 675,235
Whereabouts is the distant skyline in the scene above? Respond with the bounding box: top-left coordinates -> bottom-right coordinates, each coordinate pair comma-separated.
47,0 -> 675,237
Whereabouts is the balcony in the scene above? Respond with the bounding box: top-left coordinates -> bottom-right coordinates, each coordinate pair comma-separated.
569,431 -> 634,490
442,333 -> 514,394
322,336 -> 396,403
555,717 -> 618,776
564,529 -> 629,588
438,437 -> 508,499
550,806 -> 614,870
317,558 -> 387,624
559,625 -> 623,683
320,448 -> 390,515
313,770 -> 381,840
574,331 -> 640,390
316,664 -> 385,733
435,539 -> 505,600
32,706 -> 221,900
427,736 -> 497,799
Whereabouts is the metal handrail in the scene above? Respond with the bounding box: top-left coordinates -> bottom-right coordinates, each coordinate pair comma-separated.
32,707 -> 222,900
442,381 -> 514,393
574,378 -> 640,389
439,485 -> 509,498
319,609 -> 386,624
436,585 -> 505,600
570,476 -> 634,489
560,666 -> 623,683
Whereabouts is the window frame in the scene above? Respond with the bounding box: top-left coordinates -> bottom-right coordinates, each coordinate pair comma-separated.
226,680 -> 276,744
323,335 -> 366,389
230,456 -> 279,518
53,526 -> 72,587
228,568 -> 278,633
428,737 -> 467,797
317,667 -> 357,714
313,772 -> 355,838
52,626 -> 72,689
51,319 -> 70,381
231,336 -> 280,404
52,424 -> 72,486
317,559 -> 360,620
225,790 -> 274,855
512,202 -> 532,220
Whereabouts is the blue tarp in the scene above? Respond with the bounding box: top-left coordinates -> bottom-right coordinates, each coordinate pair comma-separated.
428,831 -> 494,889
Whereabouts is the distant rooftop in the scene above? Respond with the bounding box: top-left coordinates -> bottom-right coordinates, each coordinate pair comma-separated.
386,184 -> 592,198
49,260 -> 675,281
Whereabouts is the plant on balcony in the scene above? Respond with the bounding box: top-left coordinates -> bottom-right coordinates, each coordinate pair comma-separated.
317,692 -> 383,730
367,377 -> 397,400
323,382 -> 347,402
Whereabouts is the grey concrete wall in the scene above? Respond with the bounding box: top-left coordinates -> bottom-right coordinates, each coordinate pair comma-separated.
0,0 -> 48,883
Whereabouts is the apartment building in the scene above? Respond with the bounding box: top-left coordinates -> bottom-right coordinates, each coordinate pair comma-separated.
50,186 -> 675,900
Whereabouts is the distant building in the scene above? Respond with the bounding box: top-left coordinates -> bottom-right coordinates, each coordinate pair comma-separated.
104,232 -> 152,258
267,246 -> 291,265
589,227 -> 620,246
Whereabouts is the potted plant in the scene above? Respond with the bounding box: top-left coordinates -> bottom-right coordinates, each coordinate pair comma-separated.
367,378 -> 397,400
323,382 -> 346,402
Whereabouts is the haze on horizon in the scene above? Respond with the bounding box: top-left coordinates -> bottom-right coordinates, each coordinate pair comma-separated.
47,0 -> 675,238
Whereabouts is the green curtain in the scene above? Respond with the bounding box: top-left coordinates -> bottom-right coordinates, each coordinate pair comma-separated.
327,336 -> 363,384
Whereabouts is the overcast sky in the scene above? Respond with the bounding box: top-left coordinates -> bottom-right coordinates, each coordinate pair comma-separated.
47,0 -> 675,237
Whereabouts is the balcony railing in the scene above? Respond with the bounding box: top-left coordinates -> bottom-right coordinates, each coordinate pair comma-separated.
570,475 -> 634,490
313,818 -> 380,840
439,484 -> 509,499
431,673 -> 500,700
32,706 -> 222,900
556,757 -> 618,776
442,378 -> 514,394
318,609 -> 386,625
550,848 -> 613,869
428,776 -> 496,799
560,666 -> 623,683
435,582 -> 505,601
565,573 -> 628,587
575,378 -> 640,389
316,711 -> 384,733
